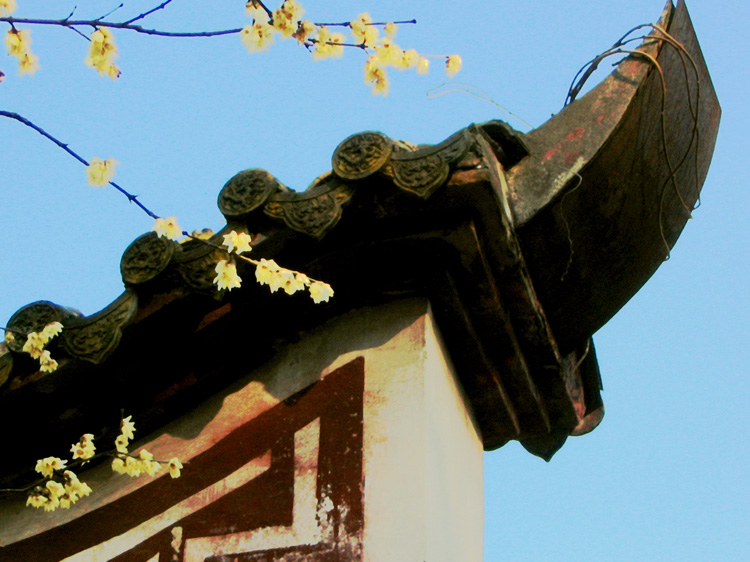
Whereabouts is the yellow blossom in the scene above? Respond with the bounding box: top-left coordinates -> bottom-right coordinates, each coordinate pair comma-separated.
326,33 -> 346,59
294,20 -> 316,44
59,492 -> 76,509
241,11 -> 275,54
350,13 -> 368,39
38,350 -> 58,373
41,321 -> 63,340
255,260 -> 303,294
272,0 -> 304,38
384,22 -> 398,38
26,492 -> 47,509
64,470 -> 92,498
21,325 -> 61,372
265,271 -> 286,293
214,259 -> 242,291
255,258 -> 281,286
4,331 -> 14,345
281,0 -> 304,22
168,457 -> 183,478
364,55 -> 380,81
124,456 -> 142,477
222,230 -> 253,255
311,26 -> 336,61
85,156 -> 119,187
372,72 -> 389,96
283,273 -> 306,295
0,0 -> 17,16
121,415 -> 136,440
71,434 -> 96,460
43,499 -> 59,512
72,480 -> 92,497
309,281 -> 334,303
153,216 -> 183,241
111,456 -> 126,474
276,269 -> 303,295
35,457 -> 67,478
402,49 -> 420,69
350,13 -> 379,47
375,39 -> 402,67
4,29 -> 31,57
105,63 -> 121,79
144,460 -> 160,476
46,480 -> 65,499
18,52 -> 40,76
85,27 -> 121,79
115,434 -> 129,454
445,54 -> 462,78
138,449 -> 161,476
364,56 -> 389,96
40,481 -> 65,511
271,15 -> 296,39
4,28 -> 39,76
22,331 -> 46,359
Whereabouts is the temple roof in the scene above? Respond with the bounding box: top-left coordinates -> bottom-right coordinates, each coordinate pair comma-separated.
0,0 -> 719,486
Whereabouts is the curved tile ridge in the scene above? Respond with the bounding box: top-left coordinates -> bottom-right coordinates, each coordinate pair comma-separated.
1,121 -> 528,389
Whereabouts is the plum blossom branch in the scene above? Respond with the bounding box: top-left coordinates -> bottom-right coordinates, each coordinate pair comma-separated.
0,111 -> 159,219
0,9 -> 412,39
0,110 -> 334,309
0,415 -> 184,511
2,2 -> 459,96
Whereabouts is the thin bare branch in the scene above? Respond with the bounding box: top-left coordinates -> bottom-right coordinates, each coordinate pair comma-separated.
63,5 -> 77,21
315,18 -> 417,27
97,3 -> 124,22
124,0 -> 175,25
65,24 -> 91,41
1,16 -> 242,38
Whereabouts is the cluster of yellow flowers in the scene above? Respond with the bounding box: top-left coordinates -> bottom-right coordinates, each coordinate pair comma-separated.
70,433 -> 96,460
85,156 -> 119,187
24,416 -> 182,511
1,1 -> 34,77
255,257 -> 334,302
148,225 -> 333,302
215,230 -> 335,303
213,230 -> 253,291
241,1 -> 462,96
85,27 -> 121,79
2,1 -> 460,93
1,0 -> 121,79
27,444 -> 93,511
5,320 -> 63,372
4,27 -> 39,76
26,467 -> 93,512
111,416 -> 182,478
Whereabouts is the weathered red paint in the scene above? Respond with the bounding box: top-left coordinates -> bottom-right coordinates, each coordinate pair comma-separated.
0,359 -> 366,562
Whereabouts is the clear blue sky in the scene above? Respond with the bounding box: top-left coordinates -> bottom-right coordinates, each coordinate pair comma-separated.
2,1 -> 748,560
